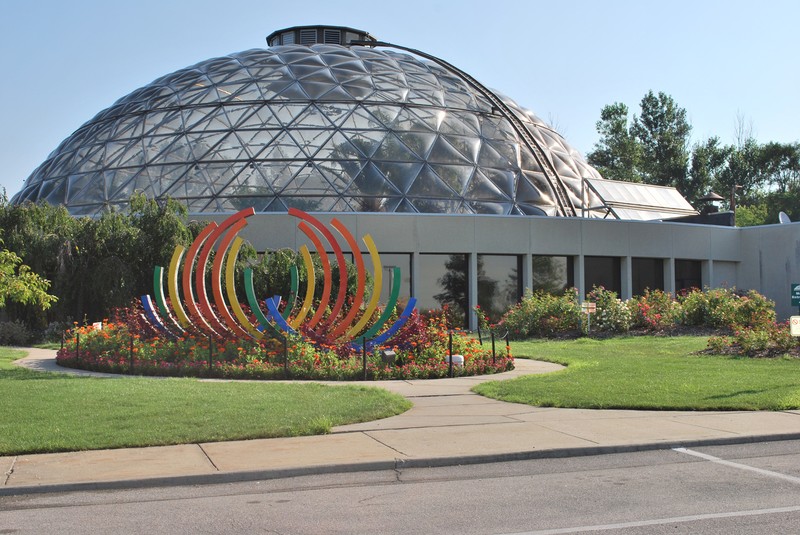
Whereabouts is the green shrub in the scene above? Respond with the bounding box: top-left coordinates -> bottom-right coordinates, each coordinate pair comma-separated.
0,320 -> 33,346
498,288 -> 581,339
586,286 -> 631,333
630,289 -> 681,330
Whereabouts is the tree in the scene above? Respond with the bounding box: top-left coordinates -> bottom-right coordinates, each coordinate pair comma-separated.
630,91 -> 692,189
0,239 -> 57,310
586,103 -> 641,183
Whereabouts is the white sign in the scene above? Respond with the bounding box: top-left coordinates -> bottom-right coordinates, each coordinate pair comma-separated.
791,316 -> 800,337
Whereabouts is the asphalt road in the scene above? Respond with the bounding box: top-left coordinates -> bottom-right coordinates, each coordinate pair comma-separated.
2,440 -> 800,534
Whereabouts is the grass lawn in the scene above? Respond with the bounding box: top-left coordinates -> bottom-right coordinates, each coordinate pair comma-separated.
0,348 -> 411,456
474,336 -> 800,411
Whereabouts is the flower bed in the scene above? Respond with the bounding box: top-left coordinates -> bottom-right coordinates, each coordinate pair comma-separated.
56,310 -> 513,380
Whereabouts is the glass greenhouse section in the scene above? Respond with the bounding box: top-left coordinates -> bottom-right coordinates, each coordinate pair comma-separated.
585,179 -> 697,221
13,34 -> 606,217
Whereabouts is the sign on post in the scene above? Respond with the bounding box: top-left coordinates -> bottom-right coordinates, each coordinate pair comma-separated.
791,316 -> 800,337
792,283 -> 800,307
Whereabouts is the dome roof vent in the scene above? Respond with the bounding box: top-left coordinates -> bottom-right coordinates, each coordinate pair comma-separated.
267,25 -> 375,47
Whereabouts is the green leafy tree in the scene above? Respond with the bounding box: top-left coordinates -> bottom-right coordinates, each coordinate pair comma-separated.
630,91 -> 692,189
0,239 -> 57,310
586,103 -> 642,183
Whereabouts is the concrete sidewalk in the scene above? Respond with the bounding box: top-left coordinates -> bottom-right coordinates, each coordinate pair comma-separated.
5,348 -> 800,496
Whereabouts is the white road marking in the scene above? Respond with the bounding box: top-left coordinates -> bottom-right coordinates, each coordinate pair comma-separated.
673,447 -> 800,485
501,505 -> 800,534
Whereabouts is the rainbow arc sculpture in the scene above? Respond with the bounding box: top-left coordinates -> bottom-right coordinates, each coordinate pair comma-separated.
141,208 -> 416,350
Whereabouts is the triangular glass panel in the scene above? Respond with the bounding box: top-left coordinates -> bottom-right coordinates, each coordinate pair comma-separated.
261,162 -> 306,193
373,133 -> 419,162
223,104 -> 259,128
67,174 -> 101,203
242,105 -> 279,129
142,135 -> 177,163
340,75 -> 375,100
280,165 -> 337,196
409,197 -> 461,213
235,130 -> 280,159
268,102 -> 311,127
39,179 -> 68,205
430,164 -> 474,195
393,198 -> 417,213
467,201 -> 511,215
481,167 -> 518,199
211,196 -> 271,213
441,134 -> 480,164
439,112 -> 481,136
200,162 -> 245,195
274,81 -> 310,100
427,135 -> 473,165
288,129 -> 335,157
299,80 -> 338,100
107,168 -> 141,199
480,140 -> 519,169
388,108 -> 437,134
115,140 -> 147,168
220,165 -> 275,196
142,110 -> 183,136
363,104 -> 402,128
338,106 -> 384,129
314,130 -> 367,161
464,169 -> 502,202
152,135 -> 194,165
340,130 -> 386,158
406,166 -> 458,199
291,104 -> 336,128
345,162 -> 402,197
203,132 -> 250,161
111,116 -> 145,140
374,162 -> 424,193
394,131 -> 437,159
516,173 -> 546,203
183,131 -> 228,160
316,160 -> 356,193
263,197 -> 288,212
517,203 -> 550,216
258,131 -> 305,159
325,198 -> 354,212
282,196 -> 336,212
188,106 -> 230,132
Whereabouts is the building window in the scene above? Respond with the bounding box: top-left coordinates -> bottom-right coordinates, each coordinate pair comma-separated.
418,253 -> 468,328
675,259 -> 702,293
532,255 -> 574,294
364,253 -> 411,306
632,257 -> 664,296
584,256 -> 621,296
477,255 -> 522,322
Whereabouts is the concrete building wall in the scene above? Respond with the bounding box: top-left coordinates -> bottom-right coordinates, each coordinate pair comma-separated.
206,212 -> 800,327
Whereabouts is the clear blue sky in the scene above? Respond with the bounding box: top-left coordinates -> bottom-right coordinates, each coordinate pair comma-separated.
2,0 -> 798,197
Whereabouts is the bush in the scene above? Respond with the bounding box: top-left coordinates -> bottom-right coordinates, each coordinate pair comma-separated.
498,288 -> 581,339
0,320 -> 33,346
706,321 -> 797,357
677,287 -> 775,330
629,289 -> 681,331
586,286 -> 631,333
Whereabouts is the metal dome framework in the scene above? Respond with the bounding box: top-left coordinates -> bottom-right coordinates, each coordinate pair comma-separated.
13,31 -> 608,217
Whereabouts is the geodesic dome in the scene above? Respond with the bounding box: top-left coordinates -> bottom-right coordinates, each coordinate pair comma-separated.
12,26 -> 604,217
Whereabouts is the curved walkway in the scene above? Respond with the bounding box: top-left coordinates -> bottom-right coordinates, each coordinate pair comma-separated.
4,348 -> 800,495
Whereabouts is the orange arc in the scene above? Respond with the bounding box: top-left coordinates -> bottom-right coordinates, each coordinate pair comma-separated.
297,220 -> 331,330
329,218 -> 366,339
194,208 -> 255,335
182,222 -> 220,335
211,217 -> 250,339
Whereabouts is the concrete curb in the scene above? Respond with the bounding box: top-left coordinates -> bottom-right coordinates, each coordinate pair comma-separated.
5,432 -> 800,497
